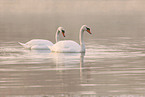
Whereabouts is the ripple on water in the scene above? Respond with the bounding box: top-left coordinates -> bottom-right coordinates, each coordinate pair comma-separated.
1,38 -> 145,96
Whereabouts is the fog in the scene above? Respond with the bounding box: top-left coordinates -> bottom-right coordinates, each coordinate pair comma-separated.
0,0 -> 145,15
0,0 -> 145,42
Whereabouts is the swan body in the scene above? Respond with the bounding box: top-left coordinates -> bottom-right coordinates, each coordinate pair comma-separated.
50,40 -> 81,53
19,39 -> 53,50
18,27 -> 65,50
18,39 -> 53,50
49,25 -> 91,53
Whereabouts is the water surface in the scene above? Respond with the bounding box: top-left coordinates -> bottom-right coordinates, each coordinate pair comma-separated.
1,37 -> 145,96
1,0 -> 145,96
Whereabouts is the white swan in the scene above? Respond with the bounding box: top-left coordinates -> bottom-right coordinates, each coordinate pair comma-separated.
49,25 -> 91,53
18,27 -> 65,50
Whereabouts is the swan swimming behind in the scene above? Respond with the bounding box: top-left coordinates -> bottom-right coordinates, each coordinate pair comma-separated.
49,25 -> 91,53
18,27 -> 65,50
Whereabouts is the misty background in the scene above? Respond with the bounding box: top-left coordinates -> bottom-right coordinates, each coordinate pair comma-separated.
0,0 -> 145,42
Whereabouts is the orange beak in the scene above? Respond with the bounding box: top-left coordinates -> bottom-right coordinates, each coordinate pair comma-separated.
87,29 -> 92,34
62,32 -> 65,37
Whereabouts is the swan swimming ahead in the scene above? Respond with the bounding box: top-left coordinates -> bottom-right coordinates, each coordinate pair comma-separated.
18,27 -> 65,50
49,25 -> 91,53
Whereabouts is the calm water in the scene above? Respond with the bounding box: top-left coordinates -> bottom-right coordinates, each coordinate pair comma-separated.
1,37 -> 145,97
1,0 -> 145,97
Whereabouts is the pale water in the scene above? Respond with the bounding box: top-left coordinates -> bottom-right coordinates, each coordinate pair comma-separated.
1,37 -> 145,97
1,0 -> 145,97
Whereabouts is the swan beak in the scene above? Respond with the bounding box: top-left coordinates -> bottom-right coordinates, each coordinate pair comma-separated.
87,29 -> 92,34
62,32 -> 65,37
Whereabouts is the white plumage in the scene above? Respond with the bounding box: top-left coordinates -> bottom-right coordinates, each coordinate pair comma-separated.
49,25 -> 91,53
50,40 -> 81,53
18,27 -> 65,50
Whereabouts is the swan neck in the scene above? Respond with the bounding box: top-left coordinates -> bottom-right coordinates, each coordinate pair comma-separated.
79,29 -> 85,52
55,29 -> 59,43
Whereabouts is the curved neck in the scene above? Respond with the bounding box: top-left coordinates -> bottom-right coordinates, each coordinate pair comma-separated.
79,28 -> 85,52
55,29 -> 59,43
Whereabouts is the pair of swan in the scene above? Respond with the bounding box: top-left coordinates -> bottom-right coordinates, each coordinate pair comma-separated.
19,25 -> 91,53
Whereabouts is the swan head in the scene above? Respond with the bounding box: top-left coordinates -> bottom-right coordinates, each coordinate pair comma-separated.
58,27 -> 65,37
81,25 -> 92,34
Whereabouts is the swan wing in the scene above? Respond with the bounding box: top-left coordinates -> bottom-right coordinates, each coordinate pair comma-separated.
19,39 -> 53,50
51,40 -> 81,53
26,39 -> 53,46
18,42 -> 31,49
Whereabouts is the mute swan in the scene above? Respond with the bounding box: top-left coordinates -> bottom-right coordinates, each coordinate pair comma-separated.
18,27 -> 65,50
49,25 -> 91,53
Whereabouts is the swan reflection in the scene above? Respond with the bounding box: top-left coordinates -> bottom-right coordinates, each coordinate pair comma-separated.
48,52 -> 85,78
30,50 -> 85,71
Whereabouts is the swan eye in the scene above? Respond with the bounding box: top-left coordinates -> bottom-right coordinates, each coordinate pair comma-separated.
62,30 -> 65,33
86,27 -> 90,31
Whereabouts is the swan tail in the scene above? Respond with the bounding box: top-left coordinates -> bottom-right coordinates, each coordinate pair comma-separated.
18,42 -> 25,46
18,42 -> 30,49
